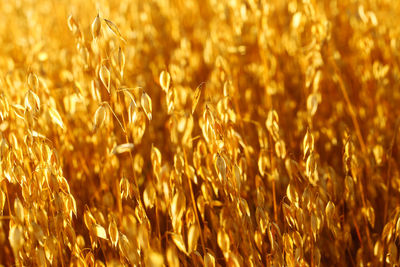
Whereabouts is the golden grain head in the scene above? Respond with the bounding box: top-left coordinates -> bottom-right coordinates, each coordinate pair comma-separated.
0,0 -> 399,266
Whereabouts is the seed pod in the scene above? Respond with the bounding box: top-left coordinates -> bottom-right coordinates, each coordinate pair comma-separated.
286,184 -> 299,205
151,146 -> 162,168
314,247 -> 321,266
0,190 -> 5,214
362,204 -> 375,228
171,233 -> 186,254
143,183 -> 156,209
374,240 -> 384,262
48,106 -> 64,129
387,242 -> 398,264
119,177 -> 131,200
373,144 -> 384,166
111,143 -> 134,154
311,213 -> 318,240
14,198 -> 24,223
166,87 -> 175,114
103,18 -> 126,43
303,129 -> 314,159
173,154 -> 184,175
192,83 -> 203,114
35,246 -> 46,266
233,164 -> 241,190
104,19 -> 120,37
325,201 -> 335,219
90,79 -> 101,101
187,224 -> 200,254
258,149 -> 269,177
27,73 -> 39,91
93,104 -> 107,132
171,191 -> 186,220
31,222 -> 45,246
254,230 -> 263,251
67,15 -> 78,33
204,253 -> 216,267
306,152 -> 317,178
128,100 -> 138,124
99,65 -> 111,93
167,246 -> 180,267
24,90 -> 40,113
344,175 -> 354,201
215,154 -> 226,181
160,70 -> 171,92
91,14 -> 101,40
141,91 -> 152,121
217,229 -> 230,252
307,93 -> 319,116
266,110 -> 279,141
108,220 -> 119,247
147,251 -> 164,267
9,225 -> 24,254
94,224 -> 107,239
275,139 -> 286,159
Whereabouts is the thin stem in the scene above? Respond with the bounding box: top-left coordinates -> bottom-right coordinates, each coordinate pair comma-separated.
116,94 -> 146,216
331,60 -> 366,153
102,102 -> 126,133
183,148 -> 206,256
384,118 -> 400,222
268,133 -> 278,222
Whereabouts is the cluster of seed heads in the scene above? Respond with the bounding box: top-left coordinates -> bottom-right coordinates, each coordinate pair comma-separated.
0,0 -> 400,266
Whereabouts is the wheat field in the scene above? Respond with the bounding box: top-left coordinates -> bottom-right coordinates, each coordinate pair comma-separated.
0,0 -> 400,266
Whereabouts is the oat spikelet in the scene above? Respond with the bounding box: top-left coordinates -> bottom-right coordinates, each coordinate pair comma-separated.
99,65 -> 111,93
192,82 -> 203,114
141,91 -> 152,121
159,70 -> 171,92
48,106 -> 64,129
91,13 -> 101,40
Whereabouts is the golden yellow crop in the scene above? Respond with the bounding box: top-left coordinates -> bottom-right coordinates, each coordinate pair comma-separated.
0,0 -> 399,266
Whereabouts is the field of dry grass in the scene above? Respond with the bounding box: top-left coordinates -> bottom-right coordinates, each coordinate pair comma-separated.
0,0 -> 400,266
